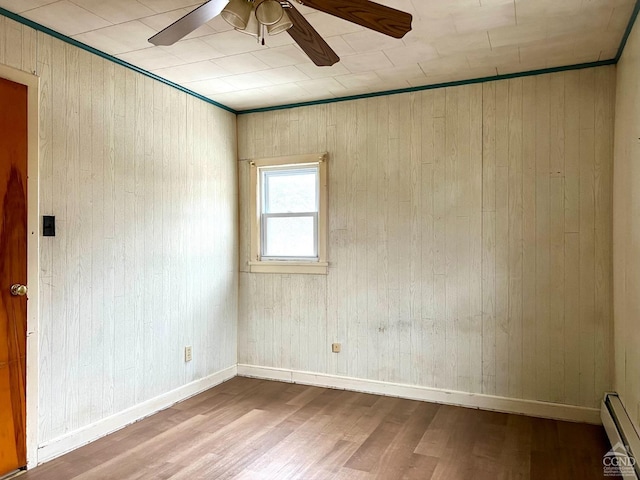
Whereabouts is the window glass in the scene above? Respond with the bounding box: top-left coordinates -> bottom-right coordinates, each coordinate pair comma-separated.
263,167 -> 318,214
263,216 -> 316,258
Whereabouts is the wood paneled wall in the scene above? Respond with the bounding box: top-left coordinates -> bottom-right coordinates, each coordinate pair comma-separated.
237,66 -> 615,409
0,17 -> 238,445
613,19 -> 640,432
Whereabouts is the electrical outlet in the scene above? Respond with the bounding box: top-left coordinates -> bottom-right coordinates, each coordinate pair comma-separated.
185,346 -> 192,362
332,343 -> 341,353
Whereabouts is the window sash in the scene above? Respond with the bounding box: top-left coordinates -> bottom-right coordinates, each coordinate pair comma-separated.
261,166 -> 319,214
261,212 -> 318,260
259,163 -> 320,261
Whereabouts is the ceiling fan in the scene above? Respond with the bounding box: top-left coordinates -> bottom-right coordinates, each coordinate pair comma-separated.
148,0 -> 413,67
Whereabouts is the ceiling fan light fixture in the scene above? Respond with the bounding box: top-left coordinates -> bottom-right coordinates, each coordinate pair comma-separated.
221,0 -> 253,29
255,0 -> 284,26
267,10 -> 293,35
236,10 -> 260,37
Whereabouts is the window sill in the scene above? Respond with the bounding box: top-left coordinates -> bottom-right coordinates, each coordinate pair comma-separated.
248,261 -> 328,275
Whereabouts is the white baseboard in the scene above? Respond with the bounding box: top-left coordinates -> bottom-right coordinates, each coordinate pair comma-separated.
237,364 -> 601,425
37,365 -> 237,465
35,363 -> 601,466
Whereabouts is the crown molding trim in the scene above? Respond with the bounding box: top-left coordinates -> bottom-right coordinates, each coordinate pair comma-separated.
616,0 -> 640,62
0,7 -> 238,115
237,58 -> 617,114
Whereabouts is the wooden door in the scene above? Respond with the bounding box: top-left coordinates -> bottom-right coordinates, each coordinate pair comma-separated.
0,76 -> 28,475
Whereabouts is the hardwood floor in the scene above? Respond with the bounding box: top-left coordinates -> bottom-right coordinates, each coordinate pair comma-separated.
24,377 -> 613,479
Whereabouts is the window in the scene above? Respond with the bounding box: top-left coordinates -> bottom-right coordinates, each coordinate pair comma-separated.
249,153 -> 328,274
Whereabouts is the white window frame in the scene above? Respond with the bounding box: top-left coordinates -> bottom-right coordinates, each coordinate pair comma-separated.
249,153 -> 328,274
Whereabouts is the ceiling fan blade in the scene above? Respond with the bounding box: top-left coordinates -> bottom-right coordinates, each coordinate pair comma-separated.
296,0 -> 412,39
148,0 -> 230,46
285,3 -> 340,67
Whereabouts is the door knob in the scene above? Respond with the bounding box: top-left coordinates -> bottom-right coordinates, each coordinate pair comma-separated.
10,284 -> 27,296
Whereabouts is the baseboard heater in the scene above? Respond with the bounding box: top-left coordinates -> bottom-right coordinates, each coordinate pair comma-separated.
602,393 -> 640,479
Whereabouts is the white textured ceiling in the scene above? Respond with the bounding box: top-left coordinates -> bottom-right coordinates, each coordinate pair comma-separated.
0,0 -> 635,110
